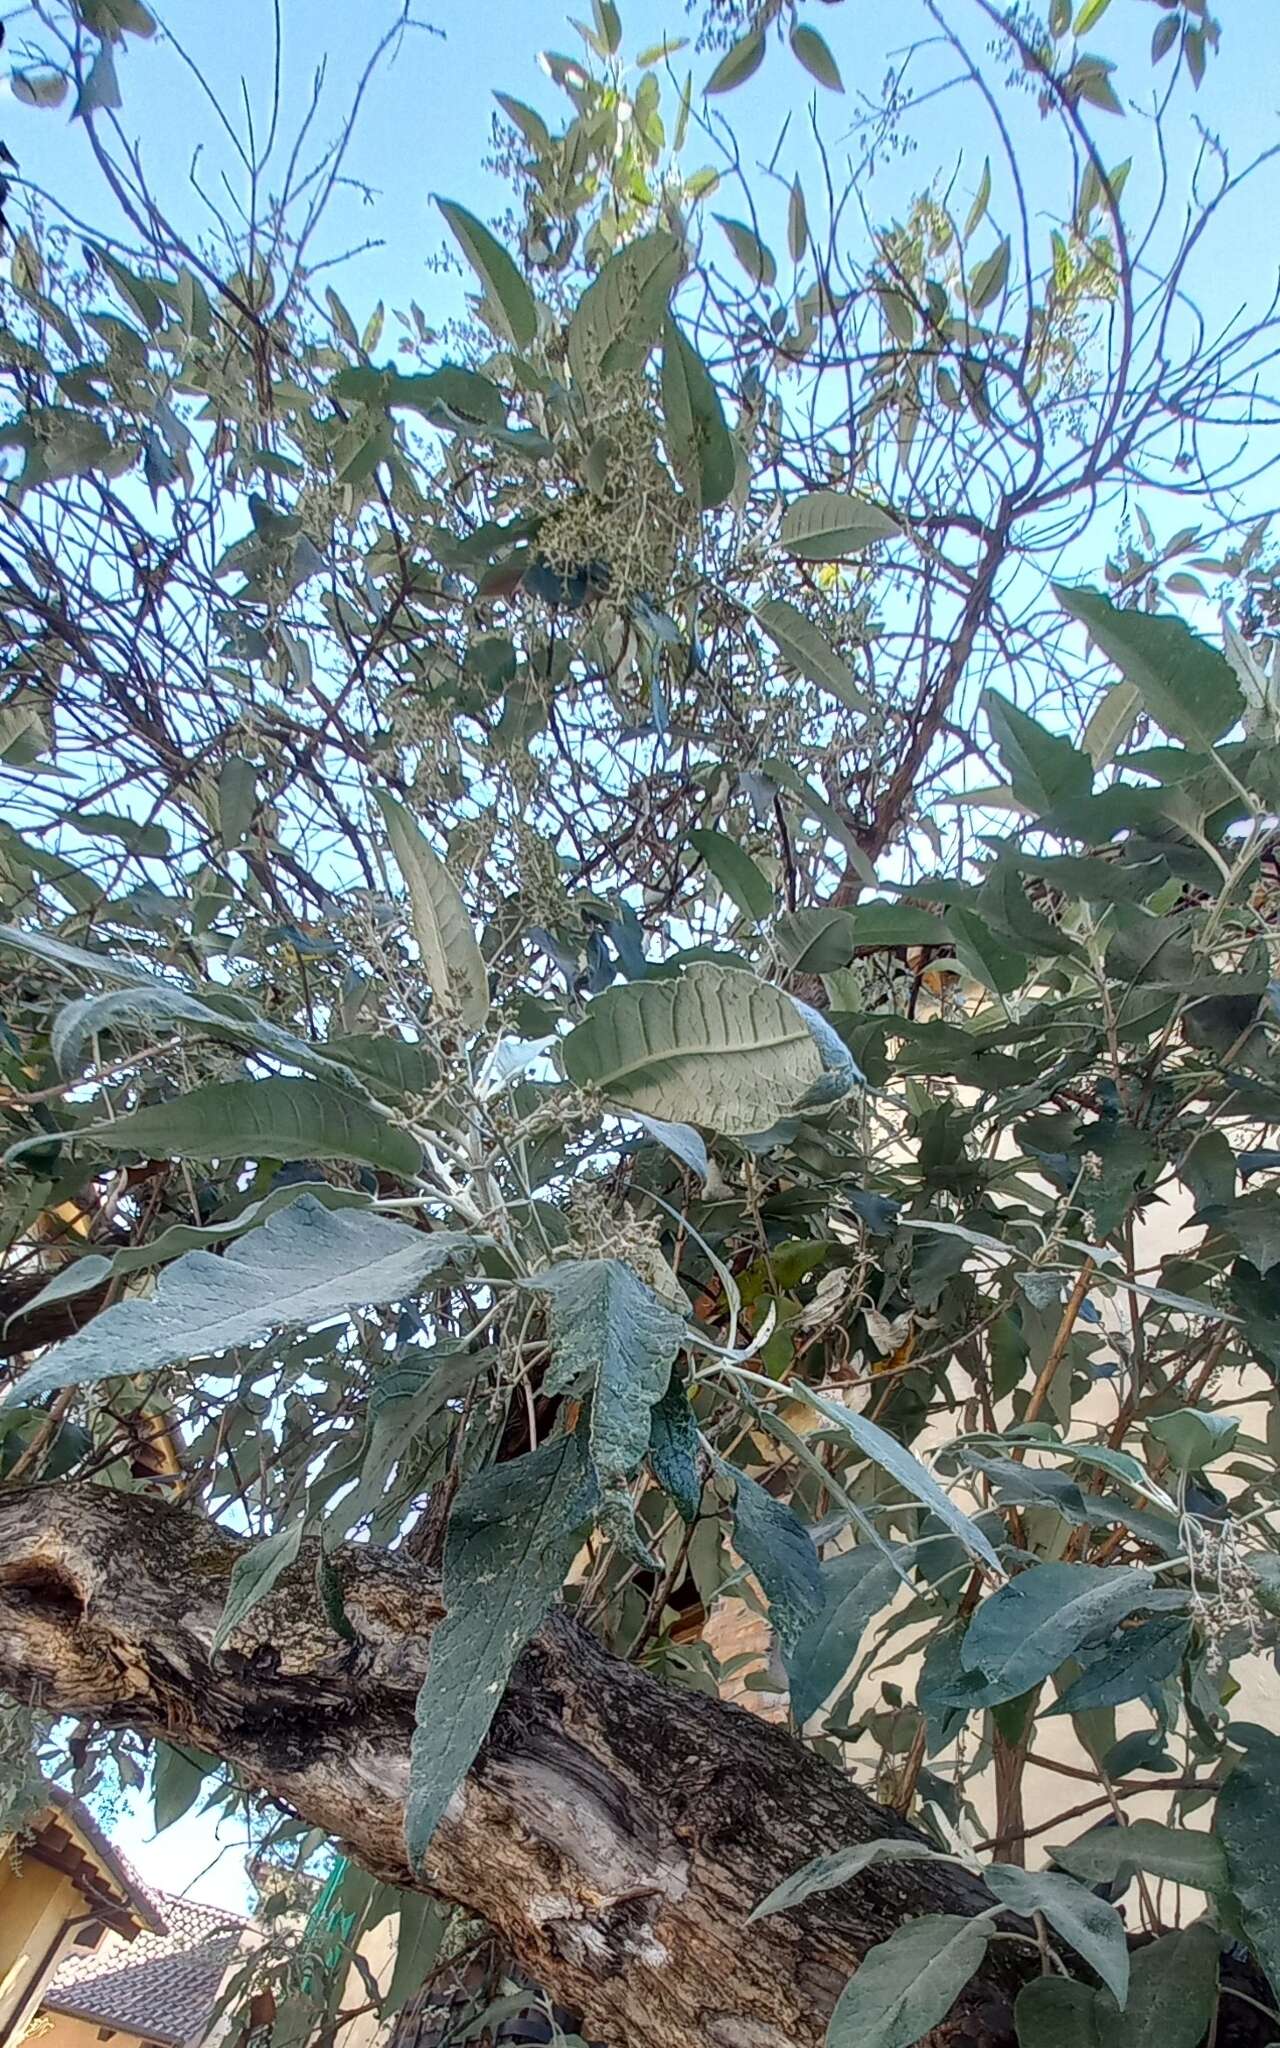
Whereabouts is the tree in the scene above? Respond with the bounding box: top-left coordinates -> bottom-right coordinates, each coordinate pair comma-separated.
2,1 -> 1280,2043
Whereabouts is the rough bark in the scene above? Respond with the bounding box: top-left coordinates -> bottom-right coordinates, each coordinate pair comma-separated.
0,1484 -> 1029,2048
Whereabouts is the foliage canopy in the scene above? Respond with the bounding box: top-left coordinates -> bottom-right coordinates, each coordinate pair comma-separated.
3,1 -> 1280,2043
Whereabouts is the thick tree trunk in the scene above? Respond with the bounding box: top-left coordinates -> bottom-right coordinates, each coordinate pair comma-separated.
0,1485 -> 1027,2048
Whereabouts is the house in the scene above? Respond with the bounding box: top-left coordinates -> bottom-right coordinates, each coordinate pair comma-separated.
0,1791 -> 249,2048
0,1790 -> 162,2048
39,1891 -> 251,2048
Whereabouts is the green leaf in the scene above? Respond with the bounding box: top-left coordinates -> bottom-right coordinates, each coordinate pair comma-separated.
218,753 -> 257,850
405,1436 -> 594,1866
435,198 -> 537,350
592,0 -> 621,54
1218,1723 -> 1280,1998
561,962 -> 823,1135
1046,1615 -> 1189,1717
48,983 -> 383,1103
754,600 -> 868,711
964,157 -> 992,240
75,42 -> 122,118
957,1564 -> 1161,1707
380,1892 -> 447,2018
751,1839 -> 947,1923
969,237 -> 1010,311
19,1077 -> 421,1179
724,1463 -> 821,1656
1056,584 -> 1243,750
982,691 -> 1094,815
689,828 -> 773,923
774,907 -> 859,974
1109,1928 -> 1220,2048
1014,1977 -> 1107,2048
705,28 -> 764,93
788,178 -> 808,262
213,1518 -> 305,1655
985,1865 -> 1128,2008
151,1742 -> 213,1832
530,1258 -> 686,1490
648,1369 -> 702,1521
0,920 -> 163,986
376,791 -> 489,1032
946,905 -> 1028,995
1146,1406 -> 1239,1472
826,1915 -> 991,2048
794,1384 -> 1004,1575
1082,682 -> 1140,768
779,490 -> 899,562
1014,1941 -> 1219,2048
714,216 -> 776,291
660,320 -> 735,509
1050,1817 -> 1228,1893
786,1543 -> 901,1724
568,230 -> 682,387
5,1196 -> 476,1406
790,24 -> 843,91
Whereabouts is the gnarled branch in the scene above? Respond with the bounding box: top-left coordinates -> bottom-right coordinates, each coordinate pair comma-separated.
0,1482 -> 1024,2048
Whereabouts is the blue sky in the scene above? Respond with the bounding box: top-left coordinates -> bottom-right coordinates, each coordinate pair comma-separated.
6,0 -> 1278,1910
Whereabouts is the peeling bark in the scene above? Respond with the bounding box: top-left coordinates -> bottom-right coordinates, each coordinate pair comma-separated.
0,1484 -> 1029,2047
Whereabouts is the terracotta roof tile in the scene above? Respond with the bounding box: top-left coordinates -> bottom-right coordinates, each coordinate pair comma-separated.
45,1893 -> 250,2045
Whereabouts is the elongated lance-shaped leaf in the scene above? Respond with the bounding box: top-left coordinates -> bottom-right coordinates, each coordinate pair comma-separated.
561,961 -> 823,1135
1056,582 -> 1244,749
5,1196 -> 480,1405
754,599 -> 868,712
1217,1722 -> 1280,1999
723,1461 -> 822,1655
6,1077 -> 422,1179
435,198 -> 537,350
794,1382 -> 1004,1575
213,1518 -> 305,1655
405,1435 -> 596,1867
376,791 -> 489,1032
660,319 -> 735,510
529,1258 -> 687,1492
50,983 -> 381,1103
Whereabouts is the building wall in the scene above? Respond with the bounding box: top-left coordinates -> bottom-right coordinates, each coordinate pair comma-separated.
35,2007 -> 150,2048
0,1859 -> 85,2048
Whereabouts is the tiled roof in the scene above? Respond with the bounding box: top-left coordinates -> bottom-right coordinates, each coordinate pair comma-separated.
45,1893 -> 251,2046
42,1789 -> 166,1935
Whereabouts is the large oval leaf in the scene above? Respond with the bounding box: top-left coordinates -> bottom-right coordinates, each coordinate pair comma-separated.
779,490 -> 899,561
376,791 -> 489,1032
959,1563 -> 1164,1706
567,230 -> 681,389
826,1914 -> 990,2048
1056,583 -> 1243,750
560,962 -> 823,1134
5,1195 -> 477,1405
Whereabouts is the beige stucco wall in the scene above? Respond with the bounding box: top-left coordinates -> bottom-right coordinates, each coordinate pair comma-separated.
0,1858 -> 86,2048
36,2007 -> 148,2048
